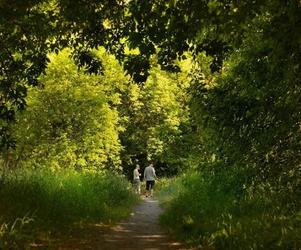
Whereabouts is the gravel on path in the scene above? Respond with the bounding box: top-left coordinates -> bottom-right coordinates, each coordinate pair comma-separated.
52,197 -> 190,250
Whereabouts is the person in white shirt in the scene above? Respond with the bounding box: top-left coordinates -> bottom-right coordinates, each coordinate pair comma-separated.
143,163 -> 156,197
133,164 -> 141,194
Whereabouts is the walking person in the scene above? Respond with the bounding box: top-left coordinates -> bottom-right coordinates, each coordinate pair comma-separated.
133,164 -> 141,194
144,163 -> 156,197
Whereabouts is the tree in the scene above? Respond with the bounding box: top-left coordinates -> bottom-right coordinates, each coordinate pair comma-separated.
1,0 -> 284,149
0,0 -> 125,149
119,56 -> 200,176
12,49 -> 129,172
1,0 -> 301,184
189,0 -> 301,199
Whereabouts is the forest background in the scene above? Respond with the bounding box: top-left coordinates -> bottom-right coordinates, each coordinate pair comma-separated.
0,0 -> 300,249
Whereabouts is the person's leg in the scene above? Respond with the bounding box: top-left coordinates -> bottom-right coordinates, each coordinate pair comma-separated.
150,181 -> 155,197
145,181 -> 150,197
133,180 -> 136,193
137,180 -> 141,195
135,180 -> 139,194
134,180 -> 137,193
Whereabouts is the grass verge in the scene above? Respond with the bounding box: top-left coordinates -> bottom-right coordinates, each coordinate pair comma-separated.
0,169 -> 138,249
157,171 -> 301,250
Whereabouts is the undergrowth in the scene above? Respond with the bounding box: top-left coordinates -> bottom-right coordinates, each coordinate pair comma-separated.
158,169 -> 301,250
0,169 -> 138,249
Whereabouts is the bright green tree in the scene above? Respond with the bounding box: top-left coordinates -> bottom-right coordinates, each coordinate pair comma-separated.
12,49 -> 129,172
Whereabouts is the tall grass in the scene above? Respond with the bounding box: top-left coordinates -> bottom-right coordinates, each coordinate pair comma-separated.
158,171 -> 301,250
155,177 -> 183,205
0,169 -> 138,248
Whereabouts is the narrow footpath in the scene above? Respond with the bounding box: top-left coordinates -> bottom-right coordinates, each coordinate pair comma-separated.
54,197 -> 189,250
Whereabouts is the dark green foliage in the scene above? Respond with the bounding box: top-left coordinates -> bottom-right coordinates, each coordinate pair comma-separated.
124,54 -> 150,83
0,0 -> 55,148
190,0 -> 301,194
158,1 -> 301,249
0,0 -> 125,147
159,170 -> 301,249
0,0 -> 277,148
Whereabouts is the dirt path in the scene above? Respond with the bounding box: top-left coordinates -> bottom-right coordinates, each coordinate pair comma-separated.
52,197 -> 188,250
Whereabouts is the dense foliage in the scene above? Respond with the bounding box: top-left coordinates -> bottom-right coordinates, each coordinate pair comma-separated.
12,49 -> 125,172
120,60 -> 193,175
159,172 -> 301,249
1,0 -> 301,249
2,0 -> 298,148
0,46 -> 190,248
156,1 -> 301,249
1,48 -> 190,175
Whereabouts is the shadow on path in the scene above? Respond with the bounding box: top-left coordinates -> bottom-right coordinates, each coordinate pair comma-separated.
50,197 -> 190,250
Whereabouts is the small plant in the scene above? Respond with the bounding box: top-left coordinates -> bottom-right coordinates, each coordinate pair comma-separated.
0,216 -> 34,249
